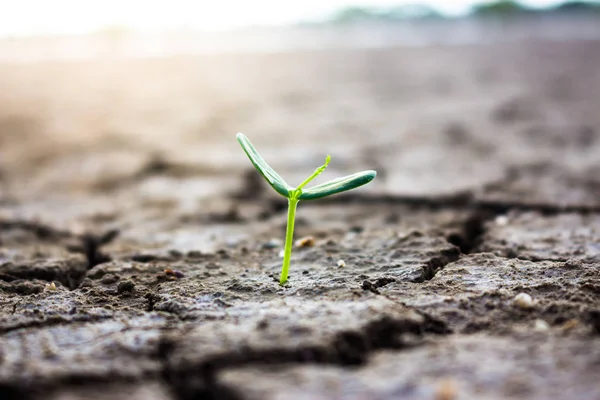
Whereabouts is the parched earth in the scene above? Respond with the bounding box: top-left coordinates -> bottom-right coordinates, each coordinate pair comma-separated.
1,39 -> 600,400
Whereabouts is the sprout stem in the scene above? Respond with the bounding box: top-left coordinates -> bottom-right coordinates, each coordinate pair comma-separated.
280,196 -> 299,285
279,155 -> 331,285
238,133 -> 376,286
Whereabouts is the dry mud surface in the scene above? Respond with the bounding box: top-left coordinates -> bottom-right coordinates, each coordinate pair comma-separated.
1,40 -> 600,399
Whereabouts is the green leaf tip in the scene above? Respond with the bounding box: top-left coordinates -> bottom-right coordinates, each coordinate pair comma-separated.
298,169 -> 376,200
236,132 -> 293,198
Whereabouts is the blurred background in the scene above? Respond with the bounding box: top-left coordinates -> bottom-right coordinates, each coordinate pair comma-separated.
1,0 -> 599,229
2,0 -> 600,58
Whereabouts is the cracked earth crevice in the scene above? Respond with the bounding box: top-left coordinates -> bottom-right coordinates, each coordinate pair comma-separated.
160,311 -> 447,400
246,191 -> 600,222
415,245 -> 461,282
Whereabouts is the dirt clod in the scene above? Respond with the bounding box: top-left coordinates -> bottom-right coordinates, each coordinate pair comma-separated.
117,280 -> 135,294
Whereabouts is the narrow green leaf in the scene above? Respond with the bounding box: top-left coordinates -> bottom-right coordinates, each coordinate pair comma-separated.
236,133 -> 293,198
298,170 -> 376,200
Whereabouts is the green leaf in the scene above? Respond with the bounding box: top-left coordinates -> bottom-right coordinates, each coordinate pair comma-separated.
236,133 -> 293,198
298,170 -> 376,200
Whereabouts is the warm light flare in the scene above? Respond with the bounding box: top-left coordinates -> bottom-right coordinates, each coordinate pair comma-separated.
0,0 -> 572,37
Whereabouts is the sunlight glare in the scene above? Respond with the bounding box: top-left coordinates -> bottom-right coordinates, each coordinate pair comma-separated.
0,0 -> 574,37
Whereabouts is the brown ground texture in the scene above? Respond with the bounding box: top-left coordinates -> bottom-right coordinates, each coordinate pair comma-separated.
1,39 -> 600,400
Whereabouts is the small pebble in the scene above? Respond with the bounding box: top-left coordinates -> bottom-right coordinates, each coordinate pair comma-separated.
295,236 -> 315,247
513,293 -> 535,309
435,378 -> 458,400
278,249 -> 285,258
44,282 -> 57,291
337,259 -> 346,268
165,268 -> 185,279
533,319 -> 550,332
561,319 -> 579,331
495,215 -> 509,226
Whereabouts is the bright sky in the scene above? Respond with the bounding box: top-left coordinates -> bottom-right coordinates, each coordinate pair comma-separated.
0,0 -> 581,36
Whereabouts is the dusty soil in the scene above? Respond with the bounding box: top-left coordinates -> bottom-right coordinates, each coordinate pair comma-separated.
1,39 -> 600,400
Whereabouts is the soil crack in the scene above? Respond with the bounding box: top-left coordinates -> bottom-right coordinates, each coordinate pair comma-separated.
0,313 -> 114,335
233,190 -> 600,221
361,277 -> 396,294
445,210 -> 497,255
160,314 -> 449,400
416,246 -> 461,282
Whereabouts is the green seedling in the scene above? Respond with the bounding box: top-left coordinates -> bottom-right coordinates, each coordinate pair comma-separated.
236,133 -> 376,285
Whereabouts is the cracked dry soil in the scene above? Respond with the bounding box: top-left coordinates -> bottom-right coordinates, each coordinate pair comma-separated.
1,39 -> 600,399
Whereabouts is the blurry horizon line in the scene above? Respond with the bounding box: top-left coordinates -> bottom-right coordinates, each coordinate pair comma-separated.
0,0 -> 599,39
